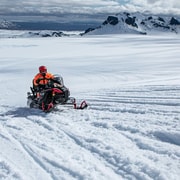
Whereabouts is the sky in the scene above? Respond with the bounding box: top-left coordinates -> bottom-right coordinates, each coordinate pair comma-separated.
0,0 -> 180,16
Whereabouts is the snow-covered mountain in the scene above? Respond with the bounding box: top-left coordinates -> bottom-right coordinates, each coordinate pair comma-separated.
0,20 -> 81,38
0,29 -> 81,38
82,12 -> 180,35
1,12 -> 180,37
0,19 -> 18,29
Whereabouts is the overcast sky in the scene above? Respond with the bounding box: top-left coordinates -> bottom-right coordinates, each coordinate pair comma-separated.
0,0 -> 180,15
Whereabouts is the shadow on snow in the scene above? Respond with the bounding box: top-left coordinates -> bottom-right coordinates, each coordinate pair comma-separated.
0,105 -> 46,118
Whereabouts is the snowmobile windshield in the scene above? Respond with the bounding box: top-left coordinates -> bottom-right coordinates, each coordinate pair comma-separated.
53,74 -> 64,86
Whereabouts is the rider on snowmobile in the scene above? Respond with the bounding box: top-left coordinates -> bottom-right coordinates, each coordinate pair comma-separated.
33,66 -> 54,90
27,65 -> 87,111
33,65 -> 69,101
33,65 -> 54,92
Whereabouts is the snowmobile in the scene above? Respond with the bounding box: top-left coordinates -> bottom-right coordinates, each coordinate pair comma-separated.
27,74 -> 88,112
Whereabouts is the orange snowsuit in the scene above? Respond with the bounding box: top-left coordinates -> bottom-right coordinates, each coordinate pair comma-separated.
33,72 -> 54,87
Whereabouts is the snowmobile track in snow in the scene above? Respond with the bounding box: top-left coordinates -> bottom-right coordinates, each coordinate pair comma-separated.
0,85 -> 180,180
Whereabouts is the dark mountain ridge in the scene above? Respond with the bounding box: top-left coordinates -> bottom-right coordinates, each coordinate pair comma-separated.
1,12 -> 180,37
82,12 -> 180,35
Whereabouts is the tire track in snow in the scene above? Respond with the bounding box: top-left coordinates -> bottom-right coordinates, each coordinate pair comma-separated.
73,85 -> 180,179
0,119 -> 53,180
3,114 -> 84,180
90,86 -> 180,138
1,107 -> 78,179
59,124 -> 166,180
23,116 -> 89,180
86,85 -> 180,120
2,110 -> 119,180
0,84 -> 180,180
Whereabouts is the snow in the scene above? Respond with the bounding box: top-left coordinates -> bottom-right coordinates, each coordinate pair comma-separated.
0,33 -> 180,180
82,12 -> 180,35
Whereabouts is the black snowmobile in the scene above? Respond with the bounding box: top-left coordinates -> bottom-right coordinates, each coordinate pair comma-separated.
27,74 -> 87,112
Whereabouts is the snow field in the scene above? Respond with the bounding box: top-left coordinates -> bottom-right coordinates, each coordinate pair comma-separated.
0,34 -> 180,180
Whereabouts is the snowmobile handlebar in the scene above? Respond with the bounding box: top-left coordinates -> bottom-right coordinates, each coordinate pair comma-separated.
36,77 -> 62,85
34,78 -> 63,93
36,77 -> 51,84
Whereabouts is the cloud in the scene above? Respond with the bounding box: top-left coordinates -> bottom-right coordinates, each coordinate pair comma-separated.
129,0 -> 180,14
0,0 -> 180,15
0,0 -> 120,14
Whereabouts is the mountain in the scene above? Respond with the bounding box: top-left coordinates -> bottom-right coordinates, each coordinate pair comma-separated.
0,15 -> 102,31
0,19 -> 18,29
1,12 -> 180,37
0,29 -> 74,38
0,20 -> 80,37
82,12 -> 180,35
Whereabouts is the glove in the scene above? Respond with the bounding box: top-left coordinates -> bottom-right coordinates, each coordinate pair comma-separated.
33,85 -> 39,92
36,78 -> 44,84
